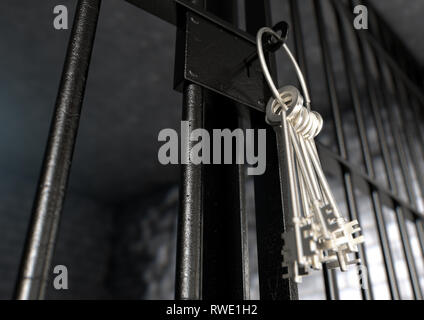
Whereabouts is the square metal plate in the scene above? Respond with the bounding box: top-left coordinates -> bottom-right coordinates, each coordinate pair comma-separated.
184,11 -> 268,112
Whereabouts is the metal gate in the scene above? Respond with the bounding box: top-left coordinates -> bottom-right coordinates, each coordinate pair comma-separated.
13,0 -> 424,300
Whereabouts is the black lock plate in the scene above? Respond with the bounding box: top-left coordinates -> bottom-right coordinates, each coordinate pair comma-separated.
181,11 -> 269,112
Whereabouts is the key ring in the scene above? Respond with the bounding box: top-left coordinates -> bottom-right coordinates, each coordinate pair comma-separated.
259,26 -> 365,282
256,27 -> 312,110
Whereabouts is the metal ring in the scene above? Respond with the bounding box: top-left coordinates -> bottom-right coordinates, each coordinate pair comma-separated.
257,27 -> 312,110
257,27 -> 287,110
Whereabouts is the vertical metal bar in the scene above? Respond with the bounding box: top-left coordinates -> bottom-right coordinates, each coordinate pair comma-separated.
176,0 -> 250,300
365,1 -> 423,84
200,0 -> 249,299
370,191 -> 400,299
347,0 -> 422,300
417,221 -> 424,258
360,3 -> 424,299
408,97 -> 424,168
312,2 -> 346,158
331,0 -> 401,300
393,81 -> 424,205
289,0 -> 341,300
343,172 -> 373,300
373,45 -> 422,300
176,83 -> 204,300
201,97 -> 248,300
395,207 -> 423,299
245,0 -> 298,300
373,4 -> 424,269
14,0 -> 101,300
352,0 -> 424,207
288,0 -> 309,80
238,144 -> 251,300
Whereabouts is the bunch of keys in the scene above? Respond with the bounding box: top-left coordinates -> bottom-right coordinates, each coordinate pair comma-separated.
257,27 -> 365,283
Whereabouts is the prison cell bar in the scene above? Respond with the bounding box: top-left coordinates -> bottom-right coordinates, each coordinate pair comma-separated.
335,0 -> 424,299
378,48 -> 424,300
176,0 -> 252,300
144,0 -> 424,300
339,0 -> 423,299
363,3 -> 424,299
345,3 -> 405,300
10,0 -> 424,300
245,0 -> 299,300
378,0 -> 424,259
14,0 -> 101,300
370,1 -> 424,262
201,0 -> 249,300
355,0 -> 424,298
366,2 -> 422,86
324,0 -> 401,299
176,83 -> 204,299
289,0 -> 341,300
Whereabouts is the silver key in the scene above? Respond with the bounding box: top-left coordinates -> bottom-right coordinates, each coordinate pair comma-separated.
266,85 -> 364,282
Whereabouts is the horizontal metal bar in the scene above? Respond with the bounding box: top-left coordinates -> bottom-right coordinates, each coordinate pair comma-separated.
125,0 -> 176,24
126,0 -> 257,44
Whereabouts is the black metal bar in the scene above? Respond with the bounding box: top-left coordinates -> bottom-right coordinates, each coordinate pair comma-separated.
364,1 -> 422,84
331,0 -> 401,300
314,0 -> 368,300
175,82 -> 204,300
237,134 -> 251,300
370,190 -> 400,299
289,0 -> 340,300
199,0 -> 250,299
375,2 -> 424,209
318,144 -> 422,220
379,72 -> 424,300
350,35 -> 396,192
407,97 -> 424,168
344,0 -> 418,300
288,0 -> 309,82
321,265 -> 339,300
395,207 -> 423,299
373,66 -> 418,208
358,4 -> 424,299
312,2 -> 347,160
14,0 -> 101,300
417,221 -> 424,257
201,96 -> 249,300
245,0 -> 298,300
343,172 -> 373,299
373,4 -> 424,265
393,81 -> 424,205
353,30 -> 423,303
125,0 -> 177,24
175,0 -> 251,300
333,1 -> 424,110
125,0 -> 424,109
